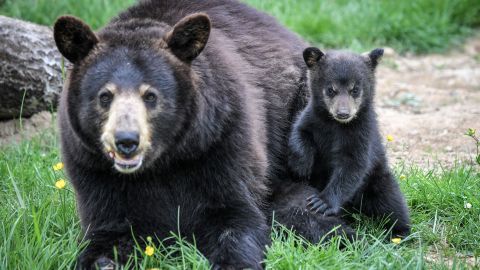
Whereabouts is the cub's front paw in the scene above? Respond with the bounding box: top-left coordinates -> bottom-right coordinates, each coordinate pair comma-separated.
306,194 -> 340,216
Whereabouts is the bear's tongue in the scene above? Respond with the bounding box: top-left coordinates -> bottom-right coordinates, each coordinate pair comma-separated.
115,155 -> 142,166
110,152 -> 144,173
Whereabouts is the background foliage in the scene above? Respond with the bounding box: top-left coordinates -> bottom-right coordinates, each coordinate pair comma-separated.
1,0 -> 479,53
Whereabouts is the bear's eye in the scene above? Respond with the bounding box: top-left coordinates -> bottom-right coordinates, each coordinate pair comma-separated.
99,91 -> 113,104
326,87 -> 336,97
351,86 -> 360,96
143,91 -> 157,103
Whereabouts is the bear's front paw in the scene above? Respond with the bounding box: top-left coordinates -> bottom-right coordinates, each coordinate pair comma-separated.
212,264 -> 237,270
212,263 -> 261,270
306,194 -> 340,216
93,257 -> 116,270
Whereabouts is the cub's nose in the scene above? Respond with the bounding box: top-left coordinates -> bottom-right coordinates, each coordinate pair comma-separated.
114,131 -> 139,157
336,112 -> 350,119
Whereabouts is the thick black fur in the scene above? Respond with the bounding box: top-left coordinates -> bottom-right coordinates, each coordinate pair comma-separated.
54,0 -> 350,269
289,48 -> 411,237
270,182 -> 355,243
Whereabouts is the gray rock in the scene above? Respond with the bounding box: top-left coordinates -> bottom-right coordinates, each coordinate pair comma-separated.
0,15 -> 63,120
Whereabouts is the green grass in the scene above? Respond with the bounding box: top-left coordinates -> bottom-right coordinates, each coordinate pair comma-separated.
1,123 -> 479,269
245,0 -> 480,53
0,0 -> 479,53
0,0 -> 135,30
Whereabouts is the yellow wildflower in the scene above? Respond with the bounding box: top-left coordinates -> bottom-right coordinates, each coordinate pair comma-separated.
391,238 -> 401,244
55,179 -> 66,189
53,162 -> 64,171
146,236 -> 152,242
145,245 -> 155,256
399,175 -> 406,181
386,135 -> 394,142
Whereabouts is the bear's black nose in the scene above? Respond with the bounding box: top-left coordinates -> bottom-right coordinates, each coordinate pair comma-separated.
336,113 -> 350,119
115,131 -> 139,157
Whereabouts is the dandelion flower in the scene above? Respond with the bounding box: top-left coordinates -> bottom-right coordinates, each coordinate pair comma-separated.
399,175 -> 406,181
145,245 -> 154,256
391,237 -> 401,244
53,162 -> 64,171
464,202 -> 472,209
386,135 -> 394,142
55,179 -> 66,189
146,236 -> 152,242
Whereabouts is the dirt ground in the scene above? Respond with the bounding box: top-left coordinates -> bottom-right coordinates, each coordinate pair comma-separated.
0,111 -> 53,145
1,35 -> 479,167
376,35 -> 480,167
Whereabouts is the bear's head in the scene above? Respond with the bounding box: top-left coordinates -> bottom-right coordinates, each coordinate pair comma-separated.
54,13 -> 211,174
303,47 -> 383,124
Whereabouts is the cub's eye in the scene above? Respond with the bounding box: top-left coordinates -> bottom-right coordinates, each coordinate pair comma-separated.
99,91 -> 113,104
351,86 -> 360,96
326,87 -> 336,96
143,91 -> 157,103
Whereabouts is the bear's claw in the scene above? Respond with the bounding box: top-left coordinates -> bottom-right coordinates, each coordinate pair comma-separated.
94,257 -> 116,270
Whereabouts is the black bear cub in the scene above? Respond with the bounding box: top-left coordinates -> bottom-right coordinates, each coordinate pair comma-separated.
288,47 -> 411,237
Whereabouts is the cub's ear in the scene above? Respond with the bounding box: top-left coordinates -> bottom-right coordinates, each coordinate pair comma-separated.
164,13 -> 211,63
303,47 -> 325,68
366,48 -> 384,70
53,16 -> 98,64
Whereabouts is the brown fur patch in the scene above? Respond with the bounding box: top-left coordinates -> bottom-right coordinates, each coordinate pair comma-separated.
100,85 -> 152,156
104,83 -> 118,94
138,83 -> 151,96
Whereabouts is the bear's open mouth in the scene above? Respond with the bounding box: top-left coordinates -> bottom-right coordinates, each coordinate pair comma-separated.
333,116 -> 355,124
108,151 -> 144,174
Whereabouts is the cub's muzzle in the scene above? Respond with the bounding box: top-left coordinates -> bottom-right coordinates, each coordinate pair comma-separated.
335,111 -> 350,120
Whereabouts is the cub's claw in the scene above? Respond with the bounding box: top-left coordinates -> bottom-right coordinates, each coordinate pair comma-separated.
323,207 -> 339,216
307,195 -> 329,214
307,194 -> 341,216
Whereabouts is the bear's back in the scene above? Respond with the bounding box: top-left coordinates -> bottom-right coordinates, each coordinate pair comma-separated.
111,0 -> 309,189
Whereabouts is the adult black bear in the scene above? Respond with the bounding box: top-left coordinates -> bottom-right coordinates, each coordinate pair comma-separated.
288,47 -> 411,237
54,0 -> 347,269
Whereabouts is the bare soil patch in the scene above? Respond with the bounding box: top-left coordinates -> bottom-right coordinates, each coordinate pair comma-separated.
376,35 -> 480,167
0,111 -> 54,145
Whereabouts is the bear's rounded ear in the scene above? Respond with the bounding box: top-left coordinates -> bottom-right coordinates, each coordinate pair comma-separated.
303,47 -> 324,68
53,16 -> 98,64
366,48 -> 384,70
164,13 -> 211,63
